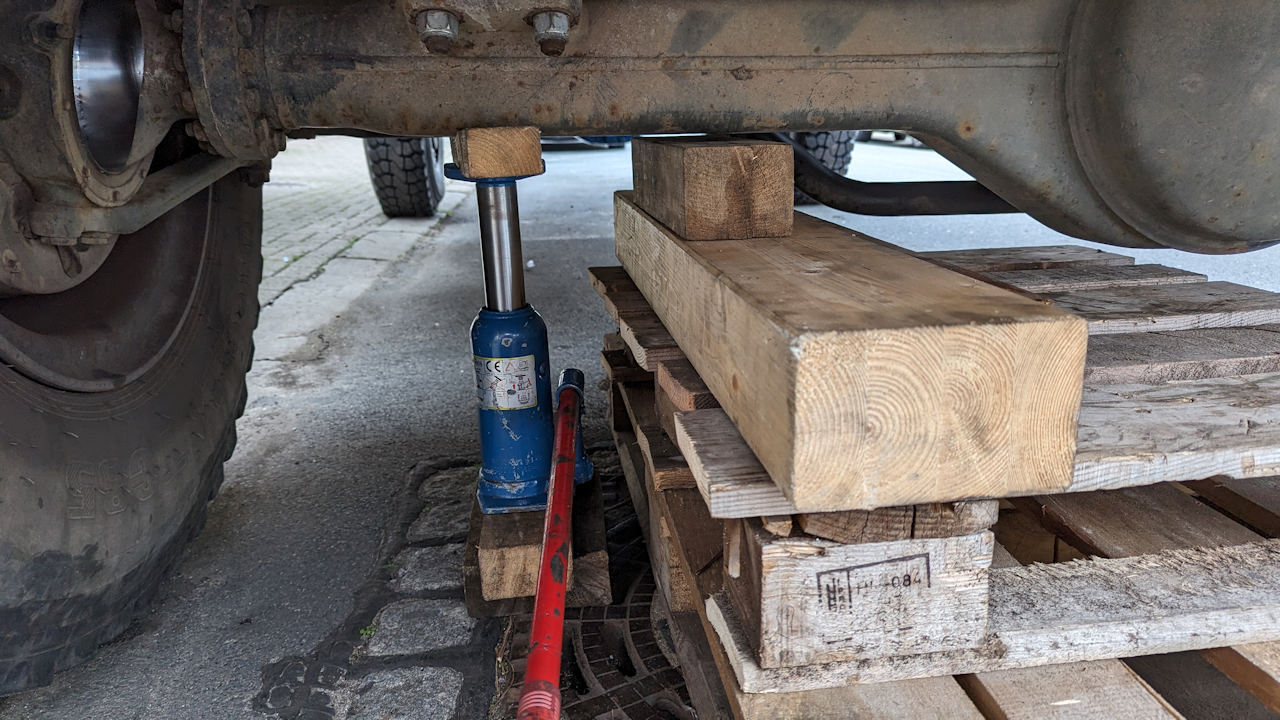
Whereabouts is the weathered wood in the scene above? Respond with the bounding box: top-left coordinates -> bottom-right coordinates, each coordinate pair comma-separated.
656,357 -> 719,411
1073,373 -> 1280,493
617,380 -> 695,490
1085,325 -> 1280,385
600,334 -> 654,385
463,476 -> 611,615
664,605 -> 738,720
1018,482 -> 1280,713
797,502 -> 997,545
957,545 -> 1182,719
1048,282 -> 1280,335
1014,484 -> 1259,558
918,245 -> 1135,272
631,137 -> 793,240
653,451 -> 983,720
616,192 -> 1087,511
588,266 -> 684,371
708,539 -> 1280,691
675,408 -> 794,518
987,264 -> 1205,293
956,662 -> 1181,719
449,125 -> 543,179
724,518 -> 993,669
1187,476 -> 1280,538
759,515 -> 793,536
653,382 -> 681,444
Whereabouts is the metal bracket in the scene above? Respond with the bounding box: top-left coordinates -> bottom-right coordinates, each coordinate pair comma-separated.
28,154 -> 245,243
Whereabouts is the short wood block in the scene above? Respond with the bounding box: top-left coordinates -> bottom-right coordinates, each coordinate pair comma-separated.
616,191 -> 1087,511
631,137 -> 793,240
463,472 -> 610,614
724,517 -> 994,669
450,126 -> 543,179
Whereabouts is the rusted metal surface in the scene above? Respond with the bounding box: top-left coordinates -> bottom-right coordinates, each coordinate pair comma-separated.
182,0 -> 1277,253
3,0 -> 1279,296
28,154 -> 244,240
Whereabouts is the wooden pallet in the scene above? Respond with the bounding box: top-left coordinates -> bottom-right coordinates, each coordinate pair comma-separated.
595,243 -> 1280,717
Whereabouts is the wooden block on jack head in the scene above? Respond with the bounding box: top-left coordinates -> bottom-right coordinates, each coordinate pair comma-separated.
450,126 -> 544,179
631,137 -> 793,240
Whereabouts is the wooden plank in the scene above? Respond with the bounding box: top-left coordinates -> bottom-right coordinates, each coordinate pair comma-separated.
631,137 -> 793,240
652,453 -> 984,719
1020,483 -> 1280,713
656,357 -> 719,411
987,264 -> 1205,293
956,544 -> 1182,719
617,380 -> 695,490
449,125 -> 543,179
707,539 -> 1280,691
1085,326 -> 1280,385
1048,282 -> 1280,335
588,266 -> 684,371
724,518 -> 993,669
616,191 -> 1087,511
956,663 -> 1182,719
1073,373 -> 1280,493
1187,476 -> 1280,538
1015,484 -> 1259,558
675,408 -> 794,518
918,245 -> 1136,272
797,501 -> 997,545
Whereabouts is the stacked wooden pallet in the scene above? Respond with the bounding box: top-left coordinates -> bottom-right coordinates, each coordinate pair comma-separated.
595,137 -> 1280,718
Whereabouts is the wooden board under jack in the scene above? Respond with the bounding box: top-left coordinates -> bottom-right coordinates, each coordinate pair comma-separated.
461,473 -> 611,617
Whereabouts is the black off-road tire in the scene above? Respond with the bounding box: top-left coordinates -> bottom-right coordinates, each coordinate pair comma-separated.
0,173 -> 262,695
793,130 -> 860,205
363,137 -> 446,218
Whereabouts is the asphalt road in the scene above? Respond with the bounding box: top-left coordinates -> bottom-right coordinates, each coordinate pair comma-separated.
2,137 -> 1277,719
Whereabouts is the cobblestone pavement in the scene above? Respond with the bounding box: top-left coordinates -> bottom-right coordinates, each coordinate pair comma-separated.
258,138 -> 469,306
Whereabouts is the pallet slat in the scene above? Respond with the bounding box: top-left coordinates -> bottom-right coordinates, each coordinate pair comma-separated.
1051,282 -> 1280,335
708,539 -> 1280,692
987,264 -> 1205,293
1018,483 -> 1280,713
918,245 -> 1135,272
1086,326 -> 1280,385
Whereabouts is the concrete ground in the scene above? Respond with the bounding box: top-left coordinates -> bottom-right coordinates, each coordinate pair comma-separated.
1,136 -> 1277,719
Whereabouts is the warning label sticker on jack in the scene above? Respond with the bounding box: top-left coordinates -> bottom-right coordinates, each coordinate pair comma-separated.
474,354 -> 538,410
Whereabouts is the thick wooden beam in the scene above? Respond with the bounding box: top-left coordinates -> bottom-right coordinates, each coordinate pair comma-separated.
615,191 -> 1087,511
631,137 -> 793,240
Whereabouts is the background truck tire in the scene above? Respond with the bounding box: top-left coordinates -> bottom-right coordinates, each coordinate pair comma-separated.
793,130 -> 861,205
0,172 -> 262,695
363,137 -> 447,218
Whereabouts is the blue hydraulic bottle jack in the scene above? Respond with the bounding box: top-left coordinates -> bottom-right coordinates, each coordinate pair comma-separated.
447,161 -> 591,513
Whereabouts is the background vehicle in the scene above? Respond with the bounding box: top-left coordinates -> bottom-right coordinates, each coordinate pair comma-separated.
2,0 -> 1278,695
363,136 -> 448,217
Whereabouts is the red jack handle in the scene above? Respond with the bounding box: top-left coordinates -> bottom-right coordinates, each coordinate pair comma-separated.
516,377 -> 584,720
